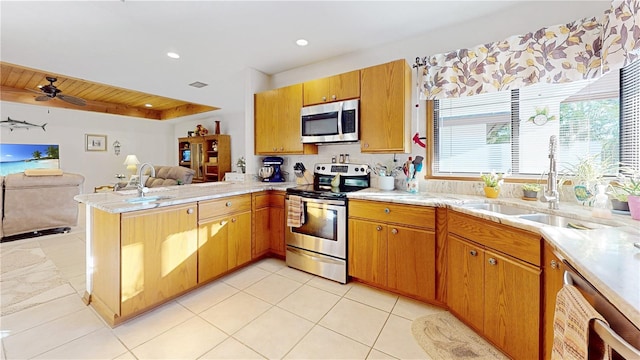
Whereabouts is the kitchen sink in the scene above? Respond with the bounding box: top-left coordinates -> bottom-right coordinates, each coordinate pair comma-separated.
517,213 -> 610,230
461,203 -> 536,216
125,195 -> 174,203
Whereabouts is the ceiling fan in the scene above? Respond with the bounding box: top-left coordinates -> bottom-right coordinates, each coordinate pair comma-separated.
33,77 -> 86,106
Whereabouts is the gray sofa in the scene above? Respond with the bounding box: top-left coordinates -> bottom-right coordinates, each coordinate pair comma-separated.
0,172 -> 85,239
145,165 -> 195,187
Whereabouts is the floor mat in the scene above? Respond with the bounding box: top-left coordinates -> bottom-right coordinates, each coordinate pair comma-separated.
411,311 -> 508,360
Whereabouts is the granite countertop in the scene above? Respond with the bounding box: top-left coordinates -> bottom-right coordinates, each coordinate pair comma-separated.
74,181 -> 294,213
349,188 -> 640,329
76,184 -> 639,328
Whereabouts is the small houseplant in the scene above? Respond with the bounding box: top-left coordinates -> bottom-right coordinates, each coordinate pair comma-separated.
562,154 -> 614,205
236,156 -> 246,174
522,183 -> 541,200
480,171 -> 508,198
609,165 -> 640,216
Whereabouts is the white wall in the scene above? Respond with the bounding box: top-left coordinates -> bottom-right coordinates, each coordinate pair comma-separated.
1,101 -> 174,193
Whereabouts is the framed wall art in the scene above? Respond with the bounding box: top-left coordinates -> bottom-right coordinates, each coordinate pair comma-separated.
85,134 -> 107,152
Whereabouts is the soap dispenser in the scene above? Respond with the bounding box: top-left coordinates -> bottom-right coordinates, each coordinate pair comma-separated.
592,184 -> 612,219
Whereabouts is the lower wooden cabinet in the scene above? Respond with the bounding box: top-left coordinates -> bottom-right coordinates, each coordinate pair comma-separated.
543,242 -> 565,360
348,200 -> 436,300
198,195 -> 252,283
447,212 -> 542,360
252,191 -> 285,258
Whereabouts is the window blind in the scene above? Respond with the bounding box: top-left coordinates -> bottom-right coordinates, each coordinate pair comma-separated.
620,60 -> 640,170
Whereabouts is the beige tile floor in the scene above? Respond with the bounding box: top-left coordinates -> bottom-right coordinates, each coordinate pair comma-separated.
1,226 -> 447,360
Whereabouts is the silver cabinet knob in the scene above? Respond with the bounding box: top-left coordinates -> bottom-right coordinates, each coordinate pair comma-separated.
469,250 -> 477,257
186,208 -> 194,215
550,260 -> 559,269
280,147 -> 284,151
488,258 -> 497,266
331,95 -> 337,100
322,96 -> 327,102
391,228 -> 398,235
363,143 -> 369,148
384,208 -> 390,214
231,218 -> 237,223
226,201 -> 232,207
376,225 -> 383,231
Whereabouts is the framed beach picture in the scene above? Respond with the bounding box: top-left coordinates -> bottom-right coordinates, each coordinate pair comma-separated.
85,134 -> 107,152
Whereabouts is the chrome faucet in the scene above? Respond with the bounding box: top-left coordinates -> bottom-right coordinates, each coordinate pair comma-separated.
541,135 -> 560,209
137,162 -> 156,197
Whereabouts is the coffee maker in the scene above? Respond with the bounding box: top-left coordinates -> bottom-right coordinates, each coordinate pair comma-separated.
260,157 -> 285,182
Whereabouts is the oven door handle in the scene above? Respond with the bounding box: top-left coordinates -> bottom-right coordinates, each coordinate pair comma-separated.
287,247 -> 344,265
288,196 -> 345,207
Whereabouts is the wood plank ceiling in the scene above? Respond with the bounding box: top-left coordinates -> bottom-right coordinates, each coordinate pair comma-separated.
0,62 -> 219,120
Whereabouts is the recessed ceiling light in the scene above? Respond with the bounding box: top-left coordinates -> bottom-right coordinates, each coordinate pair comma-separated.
296,39 -> 308,47
145,104 -> 153,108
167,52 -> 180,59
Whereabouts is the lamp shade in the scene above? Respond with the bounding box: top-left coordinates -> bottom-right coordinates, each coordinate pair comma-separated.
123,154 -> 140,173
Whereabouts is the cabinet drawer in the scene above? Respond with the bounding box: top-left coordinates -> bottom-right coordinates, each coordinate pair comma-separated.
349,200 -> 435,229
448,211 -> 541,266
199,194 -> 251,220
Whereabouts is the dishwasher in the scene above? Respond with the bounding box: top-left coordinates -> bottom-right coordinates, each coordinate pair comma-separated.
562,262 -> 640,359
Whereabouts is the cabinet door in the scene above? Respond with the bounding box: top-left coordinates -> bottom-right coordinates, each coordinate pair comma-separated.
121,204 -> 197,316
227,211 -> 252,269
254,89 -> 278,154
198,217 -> 230,283
303,77 -> 330,106
269,206 -> 285,256
543,243 -> 565,360
484,250 -> 541,360
387,225 -> 436,300
348,219 -> 387,286
360,59 -> 410,153
446,234 -> 484,331
253,206 -> 271,259
277,83 -> 305,153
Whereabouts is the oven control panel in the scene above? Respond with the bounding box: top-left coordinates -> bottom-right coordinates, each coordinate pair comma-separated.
314,163 -> 369,176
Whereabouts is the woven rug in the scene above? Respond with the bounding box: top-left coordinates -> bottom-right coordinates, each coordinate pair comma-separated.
411,311 -> 508,360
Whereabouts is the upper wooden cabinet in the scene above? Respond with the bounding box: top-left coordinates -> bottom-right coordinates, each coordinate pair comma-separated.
254,84 -> 317,155
302,70 -> 360,106
360,59 -> 411,153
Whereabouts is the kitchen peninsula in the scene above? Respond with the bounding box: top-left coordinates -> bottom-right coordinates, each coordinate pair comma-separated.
76,183 -> 640,357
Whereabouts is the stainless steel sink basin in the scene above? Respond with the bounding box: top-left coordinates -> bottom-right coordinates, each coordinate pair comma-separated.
517,213 -> 609,229
125,195 -> 174,203
461,203 -> 536,216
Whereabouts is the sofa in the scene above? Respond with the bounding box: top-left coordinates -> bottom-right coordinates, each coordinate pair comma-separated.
1,171 -> 85,239
145,165 -> 195,187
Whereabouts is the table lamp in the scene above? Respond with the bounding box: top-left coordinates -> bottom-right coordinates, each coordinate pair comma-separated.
123,154 -> 140,175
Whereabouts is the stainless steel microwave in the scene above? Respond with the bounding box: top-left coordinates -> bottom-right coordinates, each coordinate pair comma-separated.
301,99 -> 359,144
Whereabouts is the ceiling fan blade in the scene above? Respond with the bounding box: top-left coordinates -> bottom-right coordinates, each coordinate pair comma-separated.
34,95 -> 52,101
58,94 -> 86,106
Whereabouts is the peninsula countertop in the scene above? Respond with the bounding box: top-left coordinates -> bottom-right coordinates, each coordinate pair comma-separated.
75,184 -> 640,329
348,188 -> 640,330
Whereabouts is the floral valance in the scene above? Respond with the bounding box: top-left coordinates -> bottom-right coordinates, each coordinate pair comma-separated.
419,0 -> 640,100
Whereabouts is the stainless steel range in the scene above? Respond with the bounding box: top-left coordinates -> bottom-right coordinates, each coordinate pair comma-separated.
285,163 -> 370,283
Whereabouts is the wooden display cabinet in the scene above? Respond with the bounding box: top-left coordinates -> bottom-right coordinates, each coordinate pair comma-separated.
178,135 -> 230,182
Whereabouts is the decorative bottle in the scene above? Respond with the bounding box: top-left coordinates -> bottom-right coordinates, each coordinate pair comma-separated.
592,184 -> 612,219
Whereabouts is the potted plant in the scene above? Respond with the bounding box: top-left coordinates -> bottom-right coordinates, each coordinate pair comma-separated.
562,154 -> 614,206
522,183 -> 541,200
480,171 -> 508,198
609,165 -> 640,217
236,156 -> 246,174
